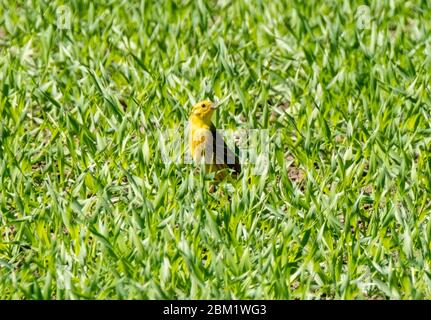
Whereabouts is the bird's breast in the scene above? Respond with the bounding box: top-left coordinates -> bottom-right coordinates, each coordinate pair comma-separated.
189,123 -> 212,162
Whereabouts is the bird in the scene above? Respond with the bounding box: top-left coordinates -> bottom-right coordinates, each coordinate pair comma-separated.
188,99 -> 241,179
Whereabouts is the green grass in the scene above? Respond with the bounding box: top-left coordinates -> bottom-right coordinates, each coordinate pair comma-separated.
1,0 -> 431,299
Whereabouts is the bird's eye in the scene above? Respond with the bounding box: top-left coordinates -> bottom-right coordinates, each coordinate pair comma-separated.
201,103 -> 206,108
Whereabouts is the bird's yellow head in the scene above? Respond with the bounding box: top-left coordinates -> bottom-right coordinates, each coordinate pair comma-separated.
190,100 -> 217,124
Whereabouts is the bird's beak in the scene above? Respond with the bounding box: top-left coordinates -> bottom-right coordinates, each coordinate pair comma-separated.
211,101 -> 219,109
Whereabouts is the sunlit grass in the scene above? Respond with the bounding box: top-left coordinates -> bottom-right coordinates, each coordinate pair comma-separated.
1,0 -> 431,299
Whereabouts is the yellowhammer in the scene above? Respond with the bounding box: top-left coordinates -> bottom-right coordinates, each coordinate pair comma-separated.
189,100 -> 241,179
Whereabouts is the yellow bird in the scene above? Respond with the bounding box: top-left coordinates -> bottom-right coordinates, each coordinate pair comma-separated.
189,99 -> 241,178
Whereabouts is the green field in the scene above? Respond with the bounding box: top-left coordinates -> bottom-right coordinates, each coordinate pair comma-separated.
1,0 -> 431,299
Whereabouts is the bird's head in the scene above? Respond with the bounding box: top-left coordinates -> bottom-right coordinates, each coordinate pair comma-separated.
190,100 -> 218,124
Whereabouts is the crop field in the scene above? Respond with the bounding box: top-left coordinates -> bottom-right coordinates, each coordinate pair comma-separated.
1,0 -> 431,299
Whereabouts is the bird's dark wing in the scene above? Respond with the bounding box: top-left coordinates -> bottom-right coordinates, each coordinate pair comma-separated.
210,123 -> 241,174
